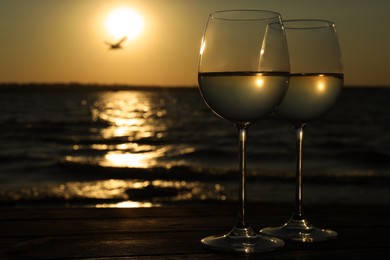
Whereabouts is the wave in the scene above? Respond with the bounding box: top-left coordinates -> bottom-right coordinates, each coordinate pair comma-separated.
1,87 -> 389,207
1,163 -> 389,208
55,158 -> 390,184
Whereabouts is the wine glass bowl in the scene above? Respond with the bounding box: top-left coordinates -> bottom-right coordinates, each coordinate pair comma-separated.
198,71 -> 289,124
276,19 -> 343,127
277,73 -> 343,126
198,10 -> 289,252
199,10 -> 290,125
260,19 -> 343,242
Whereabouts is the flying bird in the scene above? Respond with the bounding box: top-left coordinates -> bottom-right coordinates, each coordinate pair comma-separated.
105,36 -> 127,49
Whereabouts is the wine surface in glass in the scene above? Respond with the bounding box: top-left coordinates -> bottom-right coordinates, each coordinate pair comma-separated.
199,71 -> 289,124
276,73 -> 343,124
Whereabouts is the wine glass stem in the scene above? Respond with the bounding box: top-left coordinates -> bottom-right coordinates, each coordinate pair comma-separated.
237,124 -> 249,228
293,125 -> 304,220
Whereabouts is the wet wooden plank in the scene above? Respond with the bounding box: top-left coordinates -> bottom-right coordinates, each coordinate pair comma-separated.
1,204 -> 390,259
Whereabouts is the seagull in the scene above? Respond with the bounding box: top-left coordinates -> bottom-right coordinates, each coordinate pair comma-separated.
105,36 -> 127,49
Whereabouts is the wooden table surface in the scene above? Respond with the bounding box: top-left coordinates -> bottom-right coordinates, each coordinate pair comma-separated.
1,203 -> 389,259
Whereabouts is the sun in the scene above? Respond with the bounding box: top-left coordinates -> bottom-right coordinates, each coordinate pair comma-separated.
105,7 -> 144,40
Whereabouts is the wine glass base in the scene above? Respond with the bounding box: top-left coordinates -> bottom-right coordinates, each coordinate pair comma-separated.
201,226 -> 285,253
260,218 -> 337,242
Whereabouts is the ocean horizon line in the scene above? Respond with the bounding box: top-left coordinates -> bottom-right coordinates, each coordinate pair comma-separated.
0,82 -> 389,91
0,82 -> 198,91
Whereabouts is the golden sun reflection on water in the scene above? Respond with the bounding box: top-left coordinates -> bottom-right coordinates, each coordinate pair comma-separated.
45,179 -> 227,208
96,201 -> 156,208
83,91 -> 169,168
101,149 -> 166,168
55,91 -> 230,207
92,92 -> 151,140
3,177 -> 228,208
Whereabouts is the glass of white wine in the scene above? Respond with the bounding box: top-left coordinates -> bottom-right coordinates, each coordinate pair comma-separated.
198,10 -> 290,252
260,19 -> 343,242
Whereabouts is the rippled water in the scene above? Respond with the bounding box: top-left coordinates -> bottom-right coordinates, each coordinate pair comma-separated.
0,85 -> 389,207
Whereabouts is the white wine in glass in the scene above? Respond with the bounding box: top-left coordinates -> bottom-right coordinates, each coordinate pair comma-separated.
260,19 -> 343,242
198,10 -> 289,253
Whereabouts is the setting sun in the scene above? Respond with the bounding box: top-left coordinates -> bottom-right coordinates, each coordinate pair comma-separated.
105,7 -> 144,40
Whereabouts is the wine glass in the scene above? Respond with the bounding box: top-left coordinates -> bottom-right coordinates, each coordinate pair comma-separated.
260,19 -> 343,242
198,10 -> 289,252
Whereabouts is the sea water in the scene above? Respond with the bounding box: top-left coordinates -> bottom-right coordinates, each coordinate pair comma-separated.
0,84 -> 389,207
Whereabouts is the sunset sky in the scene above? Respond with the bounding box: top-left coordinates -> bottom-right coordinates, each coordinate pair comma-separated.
0,0 -> 389,87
